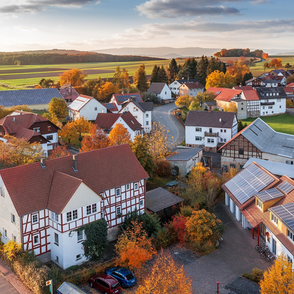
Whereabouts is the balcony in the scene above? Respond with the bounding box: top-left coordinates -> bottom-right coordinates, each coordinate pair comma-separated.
204,131 -> 219,137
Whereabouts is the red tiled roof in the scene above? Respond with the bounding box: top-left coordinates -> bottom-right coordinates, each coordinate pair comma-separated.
284,87 -> 294,94
181,82 -> 204,89
287,83 -> 294,87
242,89 -> 259,101
0,145 -> 149,216
233,86 -> 253,90
214,88 -> 242,102
206,87 -> 225,96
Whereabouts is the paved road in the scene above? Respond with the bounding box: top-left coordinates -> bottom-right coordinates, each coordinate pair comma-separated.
152,102 -> 184,149
0,275 -> 19,294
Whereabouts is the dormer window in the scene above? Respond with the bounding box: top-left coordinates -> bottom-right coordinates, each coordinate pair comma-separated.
271,213 -> 278,226
256,198 -> 262,210
33,127 -> 40,133
47,126 -> 51,132
287,229 -> 294,243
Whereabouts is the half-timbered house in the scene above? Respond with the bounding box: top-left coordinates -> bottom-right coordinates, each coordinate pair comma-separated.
0,145 -> 148,269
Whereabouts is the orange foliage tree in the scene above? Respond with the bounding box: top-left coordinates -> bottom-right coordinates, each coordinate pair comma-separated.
115,221 -> 156,271
186,209 -> 224,247
59,68 -> 87,87
48,146 -> 71,159
262,53 -> 269,60
97,81 -> 118,101
269,58 -> 283,69
226,58 -> 250,84
260,254 -> 294,294
80,125 -> 111,151
109,123 -> 131,146
172,215 -> 187,243
205,70 -> 236,89
136,250 -> 192,294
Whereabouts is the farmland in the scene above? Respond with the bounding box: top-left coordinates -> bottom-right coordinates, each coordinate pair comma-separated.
0,55 -> 293,90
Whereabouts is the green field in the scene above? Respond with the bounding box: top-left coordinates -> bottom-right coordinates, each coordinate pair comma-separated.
241,113 -> 294,135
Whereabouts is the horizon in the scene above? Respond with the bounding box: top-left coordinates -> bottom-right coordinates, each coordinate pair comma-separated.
0,0 -> 294,53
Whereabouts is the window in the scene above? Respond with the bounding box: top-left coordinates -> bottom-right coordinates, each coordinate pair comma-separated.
33,235 -> 39,244
224,129 -> 226,133
3,229 -> 7,238
54,233 -> 59,245
269,106 -> 273,109
47,126 -> 51,131
256,198 -> 262,209
288,255 -> 293,264
220,129 -> 223,132
73,210 -> 78,220
92,203 -> 97,213
76,254 -> 82,261
241,108 -> 244,110
51,212 -> 58,222
134,182 -> 138,190
32,214 -> 38,223
126,184 -> 130,190
12,235 -> 16,242
239,148 -> 244,155
271,213 -> 278,225
146,121 -> 149,125
77,230 -> 83,242
116,207 -> 121,216
286,161 -> 294,165
230,164 -> 236,169
11,214 -> 15,223
33,127 -> 40,132
0,187 -> 5,197
279,106 -> 281,108
207,138 -> 214,143
195,127 -> 202,132
116,188 -> 121,196
47,135 -> 53,141
55,256 -> 59,263
140,200 -> 144,207
224,138 -> 226,142
67,212 -> 72,222
195,136 -> 202,141
94,107 -> 97,111
146,114 -> 149,118
220,138 -> 223,142
287,229 -> 294,242
86,205 -> 91,215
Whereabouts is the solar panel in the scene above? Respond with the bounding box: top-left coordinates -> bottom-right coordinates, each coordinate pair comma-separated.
271,203 -> 294,231
277,181 -> 294,194
255,188 -> 284,202
224,163 -> 275,204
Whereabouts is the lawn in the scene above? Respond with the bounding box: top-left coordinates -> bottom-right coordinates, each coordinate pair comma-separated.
241,113 -> 294,135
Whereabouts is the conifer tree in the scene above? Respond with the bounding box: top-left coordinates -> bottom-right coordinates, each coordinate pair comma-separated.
133,64 -> 148,92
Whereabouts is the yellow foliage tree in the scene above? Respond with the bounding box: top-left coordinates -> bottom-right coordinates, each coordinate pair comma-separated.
205,70 -> 236,89
226,58 -> 250,84
115,221 -> 156,271
42,112 -> 62,128
186,209 -> 224,247
109,123 -> 131,146
48,97 -> 68,119
97,81 -> 118,101
59,68 -> 87,87
222,102 -> 237,113
3,240 -> 21,261
175,95 -> 194,109
136,250 -> 192,294
260,254 -> 294,294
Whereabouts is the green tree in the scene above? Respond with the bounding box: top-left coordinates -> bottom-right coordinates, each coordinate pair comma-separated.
131,135 -> 156,176
195,91 -> 215,104
157,66 -> 168,84
243,72 -> 253,84
39,78 -> 54,88
188,98 -> 202,111
150,65 -> 160,83
167,58 -> 178,82
48,97 -> 68,118
197,56 -> 209,86
133,64 -> 148,92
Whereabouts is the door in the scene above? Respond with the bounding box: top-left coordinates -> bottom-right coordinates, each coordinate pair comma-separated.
272,238 -> 276,255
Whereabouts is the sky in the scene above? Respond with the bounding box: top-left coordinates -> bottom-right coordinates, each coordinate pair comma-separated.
0,0 -> 294,52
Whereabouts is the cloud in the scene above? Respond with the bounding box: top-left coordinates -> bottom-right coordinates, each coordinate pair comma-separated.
0,0 -> 101,14
136,0 -> 247,18
251,0 -> 271,4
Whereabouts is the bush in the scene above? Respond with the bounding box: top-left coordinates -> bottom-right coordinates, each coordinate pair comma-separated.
3,241 -> 21,261
154,159 -> 171,177
242,268 -> 263,283
153,225 -> 176,249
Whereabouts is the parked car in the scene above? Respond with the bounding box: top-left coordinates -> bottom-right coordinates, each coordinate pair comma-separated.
89,274 -> 121,294
106,267 -> 137,288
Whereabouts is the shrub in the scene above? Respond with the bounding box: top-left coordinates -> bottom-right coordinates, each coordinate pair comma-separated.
3,241 -> 21,261
172,215 -> 187,243
242,268 -> 263,283
154,159 -> 171,177
153,226 -> 176,249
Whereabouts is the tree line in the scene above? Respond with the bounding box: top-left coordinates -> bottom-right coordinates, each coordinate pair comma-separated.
214,48 -> 264,58
0,52 -> 163,65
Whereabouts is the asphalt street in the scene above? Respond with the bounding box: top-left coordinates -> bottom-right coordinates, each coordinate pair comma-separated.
0,274 -> 19,294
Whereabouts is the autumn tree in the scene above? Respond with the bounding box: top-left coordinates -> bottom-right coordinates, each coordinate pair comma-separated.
188,98 -> 202,111
186,209 -> 224,247
131,135 -> 156,176
133,64 -> 148,92
175,95 -> 194,109
226,58 -> 250,84
82,78 -> 103,98
195,91 -> 215,104
147,122 -> 170,160
112,66 -> 130,90
260,254 -> 294,294
269,58 -> 283,69
205,70 -> 236,89
48,97 -> 68,118
136,250 -> 192,294
0,136 -> 43,169
3,241 -> 21,261
262,53 -> 269,60
42,112 -> 62,128
97,81 -> 118,102
80,125 -> 110,151
38,78 -> 54,88
222,167 -> 238,184
109,123 -> 131,146
286,74 -> 294,84
222,102 -> 237,113
172,215 -> 187,243
48,146 -> 71,159
59,68 -> 87,87
263,62 -> 270,70
115,221 -> 156,270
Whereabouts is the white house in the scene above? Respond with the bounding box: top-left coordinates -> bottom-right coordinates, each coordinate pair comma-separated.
119,100 -> 153,133
109,93 -> 143,112
0,145 -> 148,270
223,161 -> 294,266
95,112 -> 144,141
178,82 -> 204,97
185,111 -> 238,152
169,79 -> 199,96
256,87 -> 287,116
147,83 -> 172,103
68,95 -> 106,121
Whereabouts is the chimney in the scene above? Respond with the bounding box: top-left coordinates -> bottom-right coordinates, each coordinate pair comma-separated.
40,158 -> 46,169
72,154 -> 78,172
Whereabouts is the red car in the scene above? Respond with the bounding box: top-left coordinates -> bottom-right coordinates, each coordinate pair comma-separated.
89,274 -> 121,294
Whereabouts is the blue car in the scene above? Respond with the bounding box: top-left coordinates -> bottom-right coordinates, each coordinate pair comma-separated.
106,267 -> 137,288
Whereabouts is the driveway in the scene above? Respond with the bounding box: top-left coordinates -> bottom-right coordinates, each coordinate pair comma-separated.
152,102 -> 184,149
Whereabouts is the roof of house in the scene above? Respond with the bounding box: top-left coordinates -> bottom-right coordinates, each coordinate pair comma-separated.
284,87 -> 294,94
147,83 -> 167,94
214,88 -> 242,102
287,83 -> 294,87
244,158 -> 294,179
206,87 -> 225,96
170,79 -> 199,85
0,88 -> 63,107
120,100 -> 153,113
233,86 -> 254,90
185,111 -> 236,128
95,112 -> 143,131
111,93 -> 143,105
219,118 -> 294,159
0,144 -> 149,216
68,95 -> 95,111
59,86 -> 79,101
103,103 -> 118,112
256,86 -> 287,100
242,89 -> 260,101
180,82 -> 204,89
166,147 -> 203,161
146,187 -> 184,212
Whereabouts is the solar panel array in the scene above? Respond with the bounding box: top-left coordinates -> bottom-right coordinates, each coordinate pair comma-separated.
255,188 -> 284,203
105,103 -> 115,109
225,164 -> 275,204
271,202 -> 294,231
277,181 -> 294,194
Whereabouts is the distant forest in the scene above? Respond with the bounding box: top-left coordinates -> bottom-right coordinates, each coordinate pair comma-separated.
214,48 -> 264,58
0,51 -> 163,65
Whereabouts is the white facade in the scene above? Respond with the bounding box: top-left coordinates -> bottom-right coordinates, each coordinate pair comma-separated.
157,84 -> 172,101
260,98 -> 286,116
169,80 -> 183,95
